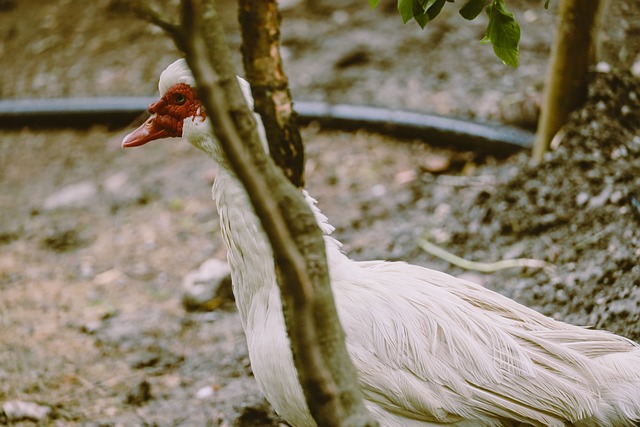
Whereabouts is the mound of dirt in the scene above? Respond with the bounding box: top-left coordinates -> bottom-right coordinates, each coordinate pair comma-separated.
450,70 -> 640,340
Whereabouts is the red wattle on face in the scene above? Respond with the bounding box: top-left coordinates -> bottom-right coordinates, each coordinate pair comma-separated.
121,83 -> 203,148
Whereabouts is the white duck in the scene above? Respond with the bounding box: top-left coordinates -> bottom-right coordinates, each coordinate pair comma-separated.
122,59 -> 640,427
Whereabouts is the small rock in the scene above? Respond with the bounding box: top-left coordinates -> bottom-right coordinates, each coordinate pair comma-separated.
196,385 -> 215,400
608,299 -> 631,315
80,319 -> 103,334
611,146 -> 628,159
43,181 -> 97,210
182,258 -> 233,312
370,184 -> 386,198
576,192 -> 589,207
93,268 -> 124,286
429,227 -> 451,243
433,203 -> 451,223
595,61 -> 611,73
609,190 -> 623,205
103,171 -> 129,194
394,169 -> 416,185
589,186 -> 612,208
2,400 -> 51,422
422,154 -> 451,173
554,289 -> 568,304
331,10 -> 349,25
522,9 -> 537,22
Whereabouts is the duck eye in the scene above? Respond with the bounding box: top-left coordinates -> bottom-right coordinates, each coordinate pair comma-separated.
175,93 -> 186,104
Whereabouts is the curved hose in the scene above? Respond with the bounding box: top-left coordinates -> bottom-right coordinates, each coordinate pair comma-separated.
0,97 -> 533,154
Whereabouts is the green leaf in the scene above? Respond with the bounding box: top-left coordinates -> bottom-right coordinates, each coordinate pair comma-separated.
459,0 -> 486,20
399,0 -> 448,29
414,13 -> 429,27
543,0 -> 550,9
416,0 -> 438,12
413,1 -> 429,27
411,0 -> 445,28
484,0 -> 520,67
398,0 -> 415,23
426,0 -> 447,20
369,0 -> 381,8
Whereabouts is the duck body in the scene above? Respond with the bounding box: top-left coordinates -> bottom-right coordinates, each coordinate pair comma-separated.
214,161 -> 640,427
123,59 -> 640,427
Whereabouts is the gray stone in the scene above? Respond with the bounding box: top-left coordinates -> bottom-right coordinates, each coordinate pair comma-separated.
2,400 -> 51,422
43,181 -> 97,210
182,258 -> 233,312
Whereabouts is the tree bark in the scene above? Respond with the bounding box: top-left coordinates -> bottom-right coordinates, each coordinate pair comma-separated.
533,0 -> 607,163
238,0 -> 305,188
177,1 -> 378,425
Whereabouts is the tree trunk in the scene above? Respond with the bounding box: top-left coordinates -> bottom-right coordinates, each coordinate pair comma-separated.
178,1 -> 378,425
533,0 -> 607,163
238,0 -> 305,188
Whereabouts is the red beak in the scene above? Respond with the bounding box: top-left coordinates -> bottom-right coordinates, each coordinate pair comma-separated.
121,114 -> 173,148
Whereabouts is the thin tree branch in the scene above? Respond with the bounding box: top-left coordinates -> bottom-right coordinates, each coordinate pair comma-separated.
176,0 -> 377,425
129,1 -> 186,49
239,0 -> 305,187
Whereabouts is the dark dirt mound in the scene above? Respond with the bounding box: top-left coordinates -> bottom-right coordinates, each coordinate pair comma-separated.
450,70 -> 640,341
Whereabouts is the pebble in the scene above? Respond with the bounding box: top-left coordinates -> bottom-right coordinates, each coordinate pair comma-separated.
394,169 -> 416,185
370,184 -> 387,198
103,171 -> 129,194
595,61 -> 611,73
2,400 -> 51,422
182,258 -> 232,312
576,192 -> 589,207
554,289 -> 568,304
522,9 -> 537,22
589,186 -> 612,208
43,181 -> 97,210
422,154 -> 451,173
609,190 -> 623,205
196,385 -> 215,400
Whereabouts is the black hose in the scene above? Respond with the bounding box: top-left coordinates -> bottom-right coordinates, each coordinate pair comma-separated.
0,97 -> 533,154
0,97 -> 155,128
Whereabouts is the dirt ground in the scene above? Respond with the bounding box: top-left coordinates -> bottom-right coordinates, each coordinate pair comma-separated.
1,0 -> 639,425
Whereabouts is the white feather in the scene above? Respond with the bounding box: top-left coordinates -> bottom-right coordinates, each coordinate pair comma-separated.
158,58 -> 196,95
160,59 -> 640,427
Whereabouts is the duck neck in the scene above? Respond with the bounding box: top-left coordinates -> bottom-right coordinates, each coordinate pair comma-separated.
184,117 -> 278,325
211,160 -> 278,326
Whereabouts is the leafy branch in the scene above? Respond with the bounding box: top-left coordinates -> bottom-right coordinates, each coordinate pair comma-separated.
369,0 -> 538,67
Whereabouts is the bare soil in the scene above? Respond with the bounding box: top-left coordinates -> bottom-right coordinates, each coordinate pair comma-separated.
1,0 -> 639,425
